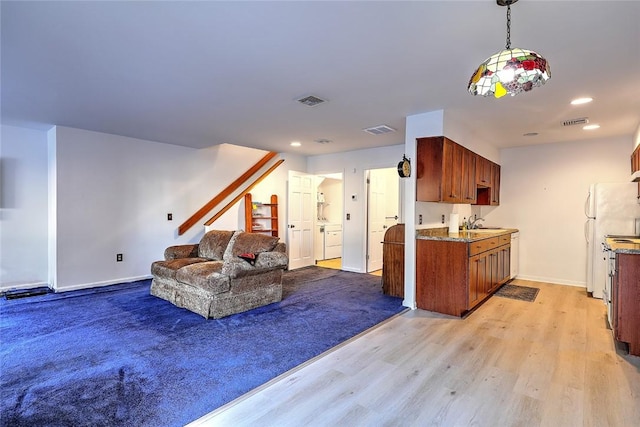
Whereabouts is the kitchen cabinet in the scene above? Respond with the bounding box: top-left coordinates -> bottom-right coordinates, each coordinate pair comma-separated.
462,148 -> 477,204
441,138 -> 465,203
244,193 -> 278,237
417,136 -> 476,204
416,233 -> 511,317
631,145 -> 640,174
416,136 -> 498,206
476,155 -> 492,186
612,252 -> 640,356
490,162 -> 501,205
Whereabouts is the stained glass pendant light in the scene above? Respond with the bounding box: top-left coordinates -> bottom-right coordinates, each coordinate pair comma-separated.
468,0 -> 550,98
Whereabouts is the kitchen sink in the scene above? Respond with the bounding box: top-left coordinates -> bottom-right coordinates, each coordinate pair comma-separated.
469,227 -> 504,233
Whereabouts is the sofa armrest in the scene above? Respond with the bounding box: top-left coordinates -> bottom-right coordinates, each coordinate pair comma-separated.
164,244 -> 199,260
222,251 -> 289,278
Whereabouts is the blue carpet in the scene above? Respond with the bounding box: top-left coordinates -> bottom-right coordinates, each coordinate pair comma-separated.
0,267 -> 404,427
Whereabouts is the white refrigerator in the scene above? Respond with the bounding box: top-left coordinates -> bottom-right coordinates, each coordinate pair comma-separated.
584,182 -> 640,298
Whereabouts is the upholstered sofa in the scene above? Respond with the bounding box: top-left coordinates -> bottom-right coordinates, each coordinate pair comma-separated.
150,230 -> 288,318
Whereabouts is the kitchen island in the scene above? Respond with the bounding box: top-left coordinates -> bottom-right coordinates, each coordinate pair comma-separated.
416,227 -> 518,317
604,236 -> 640,357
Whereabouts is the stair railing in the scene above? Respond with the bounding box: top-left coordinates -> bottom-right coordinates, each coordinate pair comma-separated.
204,159 -> 285,227
178,151 -> 278,236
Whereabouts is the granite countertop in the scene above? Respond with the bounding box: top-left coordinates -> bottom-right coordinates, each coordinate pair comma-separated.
605,236 -> 640,255
416,227 -> 518,242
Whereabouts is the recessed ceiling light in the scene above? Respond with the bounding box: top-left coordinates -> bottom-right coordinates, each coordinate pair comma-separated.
583,124 -> 600,130
571,97 -> 593,105
523,132 -> 539,137
290,141 -> 301,147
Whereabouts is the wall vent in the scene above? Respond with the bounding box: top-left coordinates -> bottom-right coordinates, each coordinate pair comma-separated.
296,95 -> 326,107
363,124 -> 396,135
562,117 -> 589,127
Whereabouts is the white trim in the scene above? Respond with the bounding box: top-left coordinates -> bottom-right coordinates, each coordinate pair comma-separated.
52,275 -> 152,293
515,274 -> 585,288
0,281 -> 49,292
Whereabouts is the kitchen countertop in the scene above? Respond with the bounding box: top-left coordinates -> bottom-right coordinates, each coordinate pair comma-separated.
605,236 -> 640,255
416,227 -> 518,242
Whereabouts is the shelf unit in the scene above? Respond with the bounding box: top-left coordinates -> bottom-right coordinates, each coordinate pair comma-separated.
244,193 -> 278,237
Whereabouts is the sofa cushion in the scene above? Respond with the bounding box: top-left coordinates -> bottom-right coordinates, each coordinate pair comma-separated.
175,261 -> 230,294
151,257 -> 209,280
198,230 -> 235,260
224,232 -> 280,260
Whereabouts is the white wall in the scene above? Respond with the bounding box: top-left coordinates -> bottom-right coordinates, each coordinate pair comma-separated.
485,135 -> 632,286
1,125 -> 50,289
317,177 -> 343,224
1,122 -> 307,292
307,143 -> 405,273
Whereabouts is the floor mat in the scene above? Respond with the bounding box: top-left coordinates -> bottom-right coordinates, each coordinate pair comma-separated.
494,283 -> 540,302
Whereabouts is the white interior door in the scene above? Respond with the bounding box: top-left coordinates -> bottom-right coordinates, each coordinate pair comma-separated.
287,171 -> 314,270
367,169 -> 387,272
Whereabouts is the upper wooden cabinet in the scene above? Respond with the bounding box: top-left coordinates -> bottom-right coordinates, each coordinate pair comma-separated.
476,155 -> 492,186
416,136 -> 499,205
631,145 -> 640,174
441,138 -> 464,203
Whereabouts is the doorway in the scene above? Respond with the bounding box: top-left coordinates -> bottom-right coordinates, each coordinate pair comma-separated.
314,173 -> 344,270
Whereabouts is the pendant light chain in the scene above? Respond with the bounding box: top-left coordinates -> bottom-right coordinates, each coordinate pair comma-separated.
505,4 -> 511,49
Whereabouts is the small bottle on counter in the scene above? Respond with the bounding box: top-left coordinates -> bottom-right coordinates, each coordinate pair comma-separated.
462,217 -> 467,231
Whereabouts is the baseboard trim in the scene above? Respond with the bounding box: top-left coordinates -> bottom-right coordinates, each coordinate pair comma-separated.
0,281 -> 49,293
514,274 -> 585,288
53,275 -> 152,293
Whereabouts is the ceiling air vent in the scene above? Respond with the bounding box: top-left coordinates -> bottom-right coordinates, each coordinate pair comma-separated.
363,124 -> 396,135
296,95 -> 326,107
562,117 -> 589,127
314,138 -> 332,144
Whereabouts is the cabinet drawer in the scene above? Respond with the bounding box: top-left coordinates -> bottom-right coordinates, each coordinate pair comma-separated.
499,234 -> 510,246
469,237 -> 499,256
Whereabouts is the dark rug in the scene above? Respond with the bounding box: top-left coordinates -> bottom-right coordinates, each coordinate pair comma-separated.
494,283 -> 540,302
0,267 -> 403,427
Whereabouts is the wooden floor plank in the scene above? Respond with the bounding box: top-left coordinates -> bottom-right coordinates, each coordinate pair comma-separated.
190,281 -> 640,427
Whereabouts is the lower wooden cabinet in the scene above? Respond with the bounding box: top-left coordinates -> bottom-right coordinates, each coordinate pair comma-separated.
416,235 -> 511,317
612,253 -> 640,356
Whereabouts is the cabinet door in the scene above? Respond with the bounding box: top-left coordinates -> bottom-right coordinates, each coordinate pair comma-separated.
632,146 -> 640,173
462,149 -> 477,204
476,156 -> 492,186
469,253 -> 487,308
491,163 -> 501,205
416,137 -> 444,202
493,245 -> 510,288
442,139 -> 464,203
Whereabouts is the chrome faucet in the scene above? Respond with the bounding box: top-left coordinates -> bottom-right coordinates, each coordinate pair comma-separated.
468,216 -> 485,229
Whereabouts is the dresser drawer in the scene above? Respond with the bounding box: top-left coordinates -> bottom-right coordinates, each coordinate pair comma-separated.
499,234 -> 511,246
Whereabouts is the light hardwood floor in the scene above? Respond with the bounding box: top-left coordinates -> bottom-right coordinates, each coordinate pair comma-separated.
316,258 -> 382,277
190,280 -> 640,426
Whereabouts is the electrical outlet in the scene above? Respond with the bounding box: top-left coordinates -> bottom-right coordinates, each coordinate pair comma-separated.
167,213 -> 173,221
346,213 -> 351,220
442,214 -> 445,224
116,253 -> 123,262
419,214 -> 423,225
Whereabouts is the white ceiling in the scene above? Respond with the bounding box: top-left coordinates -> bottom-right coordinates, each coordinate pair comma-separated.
2,1 -> 639,156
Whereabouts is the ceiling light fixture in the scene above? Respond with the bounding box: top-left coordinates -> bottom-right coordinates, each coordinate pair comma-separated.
468,0 -> 551,98
290,141 -> 301,147
571,97 -> 594,105
583,124 -> 600,130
